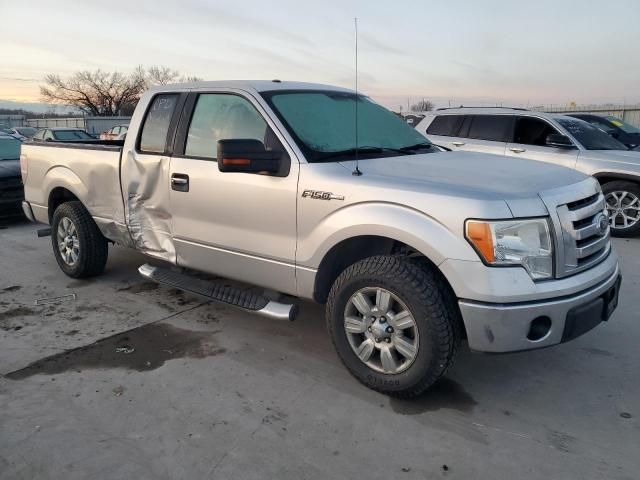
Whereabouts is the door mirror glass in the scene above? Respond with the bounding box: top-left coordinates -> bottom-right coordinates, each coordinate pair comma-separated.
545,133 -> 574,149
217,139 -> 280,174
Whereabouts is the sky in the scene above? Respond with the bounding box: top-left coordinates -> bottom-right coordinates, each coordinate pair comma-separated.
1,0 -> 639,112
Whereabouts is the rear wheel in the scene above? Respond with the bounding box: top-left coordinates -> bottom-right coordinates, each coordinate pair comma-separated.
326,255 -> 461,398
602,181 -> 640,237
51,201 -> 108,278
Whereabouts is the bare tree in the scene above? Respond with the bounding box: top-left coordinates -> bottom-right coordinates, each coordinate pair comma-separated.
410,99 -> 435,113
40,66 -> 201,116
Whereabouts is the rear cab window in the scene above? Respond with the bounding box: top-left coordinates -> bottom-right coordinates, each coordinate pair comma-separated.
138,94 -> 179,153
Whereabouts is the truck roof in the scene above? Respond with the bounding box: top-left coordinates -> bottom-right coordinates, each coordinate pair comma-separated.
148,80 -> 354,94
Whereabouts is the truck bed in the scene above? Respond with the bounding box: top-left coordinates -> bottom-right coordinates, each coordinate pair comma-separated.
21,141 -> 129,244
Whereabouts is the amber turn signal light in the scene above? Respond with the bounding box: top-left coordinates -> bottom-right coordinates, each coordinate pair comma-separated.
465,221 -> 495,263
222,158 -> 251,166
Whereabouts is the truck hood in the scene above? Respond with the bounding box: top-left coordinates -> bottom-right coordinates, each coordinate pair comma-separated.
0,160 -> 20,179
339,151 -> 587,200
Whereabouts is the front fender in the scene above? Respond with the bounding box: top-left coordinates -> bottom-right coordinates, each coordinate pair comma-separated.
297,201 -> 480,269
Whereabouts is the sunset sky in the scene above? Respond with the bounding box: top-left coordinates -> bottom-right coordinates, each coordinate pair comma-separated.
1,0 -> 639,111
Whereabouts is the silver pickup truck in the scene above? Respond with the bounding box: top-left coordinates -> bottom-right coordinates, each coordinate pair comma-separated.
20,81 -> 621,397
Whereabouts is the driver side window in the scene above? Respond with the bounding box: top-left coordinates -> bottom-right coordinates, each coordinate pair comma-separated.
513,117 -> 560,146
185,94 -> 276,160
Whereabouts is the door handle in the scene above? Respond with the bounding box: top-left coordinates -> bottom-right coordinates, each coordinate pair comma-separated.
452,141 -> 465,147
509,147 -> 526,153
171,174 -> 189,192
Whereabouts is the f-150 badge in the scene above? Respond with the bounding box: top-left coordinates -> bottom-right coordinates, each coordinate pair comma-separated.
302,190 -> 345,201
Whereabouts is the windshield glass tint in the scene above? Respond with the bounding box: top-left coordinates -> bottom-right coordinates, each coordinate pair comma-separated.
262,90 -> 431,162
52,130 -> 92,140
557,118 -> 628,150
0,136 -> 21,160
606,116 -> 640,134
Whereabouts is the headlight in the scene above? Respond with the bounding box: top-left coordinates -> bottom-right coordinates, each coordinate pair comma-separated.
465,218 -> 553,280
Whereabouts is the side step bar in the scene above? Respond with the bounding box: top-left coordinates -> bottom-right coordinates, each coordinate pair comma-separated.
138,264 -> 298,321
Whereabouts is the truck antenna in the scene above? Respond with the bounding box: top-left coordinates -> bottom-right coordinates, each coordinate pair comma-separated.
352,17 -> 362,176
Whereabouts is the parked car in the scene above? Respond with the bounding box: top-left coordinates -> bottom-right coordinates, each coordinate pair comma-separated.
32,128 -> 100,143
6,126 -> 38,141
20,81 -> 620,397
417,108 -> 640,236
0,132 -> 24,216
100,125 -> 128,140
0,128 -> 23,141
566,113 -> 640,150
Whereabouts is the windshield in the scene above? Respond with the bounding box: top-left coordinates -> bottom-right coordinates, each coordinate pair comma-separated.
14,127 -> 37,137
0,136 -> 21,160
557,118 -> 629,150
52,130 -> 93,140
606,116 -> 640,134
261,90 -> 433,162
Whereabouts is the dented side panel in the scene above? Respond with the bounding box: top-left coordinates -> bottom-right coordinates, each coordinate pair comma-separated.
122,149 -> 175,261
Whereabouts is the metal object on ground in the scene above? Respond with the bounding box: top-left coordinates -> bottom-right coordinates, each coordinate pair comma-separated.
35,293 -> 77,305
138,264 -> 298,321
343,287 -> 419,374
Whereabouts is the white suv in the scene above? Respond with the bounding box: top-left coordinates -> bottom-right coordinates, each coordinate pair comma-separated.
417,108 -> 640,237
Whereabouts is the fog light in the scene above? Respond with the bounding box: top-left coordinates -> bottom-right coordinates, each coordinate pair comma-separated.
527,316 -> 551,341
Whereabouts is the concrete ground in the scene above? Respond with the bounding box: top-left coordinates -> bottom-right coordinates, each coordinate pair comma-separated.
0,219 -> 638,480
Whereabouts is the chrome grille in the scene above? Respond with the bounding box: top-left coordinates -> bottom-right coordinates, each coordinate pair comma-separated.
555,192 -> 610,277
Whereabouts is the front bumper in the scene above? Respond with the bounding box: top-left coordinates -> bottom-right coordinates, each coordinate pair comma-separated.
459,264 -> 621,353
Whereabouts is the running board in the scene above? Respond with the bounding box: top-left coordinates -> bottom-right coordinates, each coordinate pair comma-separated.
138,264 -> 298,321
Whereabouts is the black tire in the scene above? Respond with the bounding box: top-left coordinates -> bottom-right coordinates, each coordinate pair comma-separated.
326,255 -> 461,398
51,201 -> 108,278
602,181 -> 640,238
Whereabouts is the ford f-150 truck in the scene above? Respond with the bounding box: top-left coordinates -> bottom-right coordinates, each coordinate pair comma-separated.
20,81 -> 621,397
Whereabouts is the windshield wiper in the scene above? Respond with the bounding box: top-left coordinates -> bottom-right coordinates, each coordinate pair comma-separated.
399,142 -> 433,152
315,146 -> 388,162
314,143 -> 434,163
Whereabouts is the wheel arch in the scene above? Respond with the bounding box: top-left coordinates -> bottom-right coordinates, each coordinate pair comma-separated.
593,172 -> 640,186
311,234 -> 460,312
48,187 -> 81,223
44,166 -> 89,223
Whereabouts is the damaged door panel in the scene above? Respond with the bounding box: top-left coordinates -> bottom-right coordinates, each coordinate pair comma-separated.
121,92 -> 186,261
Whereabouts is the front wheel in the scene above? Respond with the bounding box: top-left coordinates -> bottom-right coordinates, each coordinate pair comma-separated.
51,201 -> 108,278
602,181 -> 640,237
326,256 -> 461,398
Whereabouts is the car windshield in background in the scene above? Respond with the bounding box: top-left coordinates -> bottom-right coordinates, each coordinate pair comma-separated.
14,127 -> 37,137
52,130 -> 93,140
0,135 -> 21,160
261,90 -> 434,162
557,118 -> 629,151
606,116 -> 640,134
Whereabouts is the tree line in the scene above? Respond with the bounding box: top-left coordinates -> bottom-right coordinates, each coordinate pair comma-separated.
40,66 -> 201,116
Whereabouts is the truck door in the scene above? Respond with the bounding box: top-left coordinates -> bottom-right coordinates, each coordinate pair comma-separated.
120,92 -> 184,262
169,91 -> 299,295
505,116 -> 578,169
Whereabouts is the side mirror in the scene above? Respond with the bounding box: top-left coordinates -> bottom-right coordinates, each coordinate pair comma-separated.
44,138 -> 53,142
217,139 -> 280,174
545,133 -> 574,149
